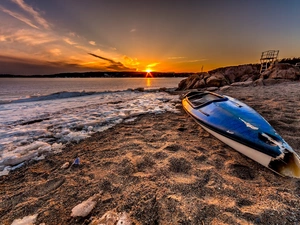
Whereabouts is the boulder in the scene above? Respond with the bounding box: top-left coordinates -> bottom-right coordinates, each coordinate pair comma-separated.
261,63 -> 300,80
194,79 -> 206,88
253,78 -> 264,86
224,65 -> 259,82
206,72 -> 227,87
269,67 -> 300,80
176,72 -> 209,90
240,74 -> 253,82
186,74 -> 201,89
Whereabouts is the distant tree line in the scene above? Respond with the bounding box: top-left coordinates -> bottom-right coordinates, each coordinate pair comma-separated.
278,57 -> 300,65
0,71 -> 191,78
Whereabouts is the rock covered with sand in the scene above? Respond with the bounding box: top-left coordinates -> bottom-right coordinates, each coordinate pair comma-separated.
261,63 -> 300,80
60,162 -> 70,169
71,195 -> 99,217
90,211 -> 132,225
11,214 -> 38,225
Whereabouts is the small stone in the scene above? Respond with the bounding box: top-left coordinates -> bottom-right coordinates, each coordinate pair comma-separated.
11,214 -> 38,225
0,170 -> 9,177
117,212 -> 131,225
61,162 -> 70,169
90,211 -> 132,225
91,211 -> 118,225
71,195 -> 98,217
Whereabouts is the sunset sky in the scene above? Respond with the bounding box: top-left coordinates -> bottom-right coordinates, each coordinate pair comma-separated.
0,0 -> 300,75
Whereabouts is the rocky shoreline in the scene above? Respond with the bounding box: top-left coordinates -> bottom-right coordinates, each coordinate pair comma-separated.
176,63 -> 300,91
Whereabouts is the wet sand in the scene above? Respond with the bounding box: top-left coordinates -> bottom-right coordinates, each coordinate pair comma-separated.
1,81 -> 300,224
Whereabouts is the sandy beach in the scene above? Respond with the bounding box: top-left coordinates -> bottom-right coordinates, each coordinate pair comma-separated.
1,81 -> 300,225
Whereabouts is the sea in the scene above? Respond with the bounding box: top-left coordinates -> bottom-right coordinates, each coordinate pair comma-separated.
0,77 -> 184,175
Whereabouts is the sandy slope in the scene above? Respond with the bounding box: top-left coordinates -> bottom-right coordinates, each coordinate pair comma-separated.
1,81 -> 300,225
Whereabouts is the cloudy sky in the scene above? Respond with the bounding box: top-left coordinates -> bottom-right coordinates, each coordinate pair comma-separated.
0,0 -> 300,75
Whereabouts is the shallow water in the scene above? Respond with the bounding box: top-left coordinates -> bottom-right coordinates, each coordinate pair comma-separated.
0,89 -> 181,173
0,77 -> 184,102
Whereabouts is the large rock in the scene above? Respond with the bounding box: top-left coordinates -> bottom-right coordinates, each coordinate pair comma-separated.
194,79 -> 206,88
261,63 -> 300,80
206,72 -> 227,87
253,78 -> 264,86
176,72 -> 209,90
224,65 -> 259,83
176,65 -> 259,91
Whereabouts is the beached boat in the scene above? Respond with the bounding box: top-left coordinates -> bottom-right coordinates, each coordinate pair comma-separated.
182,91 -> 300,178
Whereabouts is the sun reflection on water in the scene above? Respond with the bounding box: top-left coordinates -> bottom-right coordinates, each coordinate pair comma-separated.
146,78 -> 152,87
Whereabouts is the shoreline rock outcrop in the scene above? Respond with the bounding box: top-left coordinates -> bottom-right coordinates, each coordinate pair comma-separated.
177,63 -> 300,91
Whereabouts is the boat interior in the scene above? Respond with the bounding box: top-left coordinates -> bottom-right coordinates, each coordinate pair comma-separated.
186,92 -> 227,108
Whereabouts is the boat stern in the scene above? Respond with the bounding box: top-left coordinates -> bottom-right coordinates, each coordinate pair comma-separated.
268,150 -> 300,178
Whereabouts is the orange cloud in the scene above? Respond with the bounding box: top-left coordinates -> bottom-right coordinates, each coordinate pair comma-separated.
49,48 -> 61,56
167,56 -> 186,60
147,62 -> 160,68
0,29 -> 55,46
63,38 -> 77,45
123,55 -> 140,66
0,35 -> 6,42
89,41 -> 96,46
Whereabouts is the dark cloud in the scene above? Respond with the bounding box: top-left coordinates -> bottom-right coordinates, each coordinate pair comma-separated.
0,53 -> 136,75
88,53 -> 135,71
0,55 -> 96,75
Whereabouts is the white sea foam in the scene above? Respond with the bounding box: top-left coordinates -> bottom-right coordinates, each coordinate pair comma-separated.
0,91 -> 180,173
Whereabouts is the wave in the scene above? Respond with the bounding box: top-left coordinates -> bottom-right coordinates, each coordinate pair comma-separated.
4,91 -> 100,104
1,88 -> 176,105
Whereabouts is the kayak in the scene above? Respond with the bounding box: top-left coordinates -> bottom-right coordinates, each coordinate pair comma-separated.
182,91 -> 300,178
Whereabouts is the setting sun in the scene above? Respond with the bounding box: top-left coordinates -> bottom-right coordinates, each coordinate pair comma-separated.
145,68 -> 153,77
145,68 -> 152,73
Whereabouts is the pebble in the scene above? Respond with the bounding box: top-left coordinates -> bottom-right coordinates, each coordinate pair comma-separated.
90,211 -> 132,225
11,214 -> 38,225
61,162 -> 70,169
71,195 -> 98,217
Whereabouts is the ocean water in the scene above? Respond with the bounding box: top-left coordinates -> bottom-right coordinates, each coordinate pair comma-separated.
0,77 -> 184,175
0,77 -> 184,102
